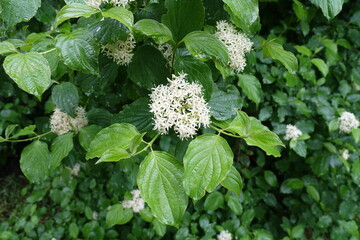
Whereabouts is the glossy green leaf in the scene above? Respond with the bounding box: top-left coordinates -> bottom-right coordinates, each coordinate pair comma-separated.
137,151 -> 188,227
49,133 -> 74,171
213,111 -> 284,157
306,185 -> 320,201
11,125 -> 36,139
162,0 -> 204,42
0,41 -> 17,54
227,196 -> 243,215
1,0 -> 41,26
78,125 -> 102,151
311,58 -> 329,77
310,0 -> 345,20
263,41 -> 298,74
114,98 -> 154,132
182,31 -> 228,65
3,52 -> 51,99
264,170 -> 277,187
237,74 -> 262,106
55,29 -> 99,75
352,128 -> 360,144
183,134 -> 233,200
204,192 -> 224,211
174,51 -> 213,100
52,82 -> 79,116
86,123 -> 139,160
292,140 -> 307,157
153,219 -> 167,237
69,223 -> 79,239
96,148 -> 131,164
134,19 -> 173,44
208,85 -> 242,121
106,204 -> 133,227
20,141 -> 50,183
223,0 -> 260,35
221,166 -> 243,196
351,161 -> 360,186
128,45 -> 170,89
101,6 -> 134,30
55,3 -> 99,27
5,124 -> 18,139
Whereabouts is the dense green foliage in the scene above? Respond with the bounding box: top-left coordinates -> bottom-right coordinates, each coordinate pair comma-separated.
0,0 -> 360,239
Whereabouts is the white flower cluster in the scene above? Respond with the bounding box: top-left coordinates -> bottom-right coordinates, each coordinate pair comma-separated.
157,43 -> 173,67
342,149 -> 350,160
85,0 -> 134,8
284,124 -> 302,141
122,189 -> 145,213
50,107 -> 88,135
338,111 -> 359,134
149,72 -> 211,139
71,163 -> 81,176
101,34 -> 135,66
215,20 -> 253,73
217,230 -> 232,240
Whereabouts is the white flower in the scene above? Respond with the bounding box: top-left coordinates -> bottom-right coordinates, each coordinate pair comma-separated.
149,72 -> 211,139
71,163 -> 81,176
50,107 -> 88,135
217,230 -> 232,240
85,0 -> 135,8
215,20 -> 253,73
284,124 -> 302,141
338,111 -> 359,134
50,108 -> 72,135
122,189 -> 145,212
101,34 -> 136,66
341,149 -> 350,160
92,211 -> 98,220
157,43 -> 173,67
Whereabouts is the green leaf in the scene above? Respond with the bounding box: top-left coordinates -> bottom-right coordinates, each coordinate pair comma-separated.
204,192 -> 224,211
310,0 -> 345,20
137,151 -> 188,227
106,204 -> 133,227
292,140 -> 307,157
11,125 -> 36,138
174,51 -> 213,100
69,223 -> 79,239
1,0 -> 41,26
114,98 -> 154,132
128,45 -> 170,89
294,45 -> 312,57
52,82 -> 79,116
0,41 -> 17,54
78,125 -> 102,151
55,29 -> 99,75
311,58 -> 329,77
20,141 -> 50,183
86,123 -> 139,160
182,31 -> 228,65
88,18 -> 129,45
153,219 -> 167,237
49,133 -> 74,171
328,118 -> 339,132
264,170 -> 277,187
162,0 -> 204,42
352,128 -> 360,144
227,196 -> 243,215
351,161 -> 360,186
101,6 -> 134,30
208,85 -> 242,121
281,178 -> 304,193
96,148 -> 131,164
183,134 -> 233,200
306,185 -> 320,201
221,166 -> 243,196
3,52 -> 51,99
237,74 -> 262,106
134,19 -> 173,44
223,0 -> 260,35
55,3 -> 99,27
262,41 -> 298,74
5,124 -> 18,139
213,111 -> 284,157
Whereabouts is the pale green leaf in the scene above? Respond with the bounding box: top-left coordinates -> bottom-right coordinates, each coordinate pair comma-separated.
306,185 -> 320,201
134,19 -> 173,44
106,204 -> 133,227
263,41 -> 298,74
101,6 -> 134,30
237,74 -> 262,106
221,166 -> 243,196
3,52 -> 51,99
49,133 -> 74,171
311,58 -> 329,77
310,0 -> 345,20
137,151 -> 188,227
0,41 -> 17,55
1,0 -> 41,26
183,134 -> 233,200
86,123 -> 139,160
55,3 -> 99,27
96,148 -> 131,164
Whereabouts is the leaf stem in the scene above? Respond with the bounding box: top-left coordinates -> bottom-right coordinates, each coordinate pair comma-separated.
39,48 -> 56,55
5,131 -> 52,143
209,125 -> 242,138
133,133 -> 160,156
